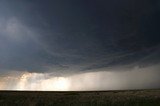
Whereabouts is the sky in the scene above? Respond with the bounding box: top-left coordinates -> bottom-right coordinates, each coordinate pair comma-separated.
0,0 -> 160,91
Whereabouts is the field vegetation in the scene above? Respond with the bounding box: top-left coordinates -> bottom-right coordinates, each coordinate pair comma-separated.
0,89 -> 160,106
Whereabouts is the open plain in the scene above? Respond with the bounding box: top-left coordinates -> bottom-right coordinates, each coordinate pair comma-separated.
0,89 -> 160,106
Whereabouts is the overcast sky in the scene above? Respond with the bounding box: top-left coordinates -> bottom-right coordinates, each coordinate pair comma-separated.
0,0 -> 160,90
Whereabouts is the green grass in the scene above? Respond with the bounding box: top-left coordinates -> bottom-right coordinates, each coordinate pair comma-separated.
0,89 -> 160,106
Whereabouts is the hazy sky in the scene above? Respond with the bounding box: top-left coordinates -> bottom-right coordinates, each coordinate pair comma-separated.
0,0 -> 160,90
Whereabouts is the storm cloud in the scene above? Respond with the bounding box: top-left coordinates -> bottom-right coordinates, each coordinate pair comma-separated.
0,0 -> 160,90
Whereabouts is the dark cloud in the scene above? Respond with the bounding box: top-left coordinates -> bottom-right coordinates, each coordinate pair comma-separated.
0,0 -> 160,74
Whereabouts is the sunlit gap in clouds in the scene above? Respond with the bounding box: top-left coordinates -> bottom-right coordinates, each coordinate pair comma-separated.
0,64 -> 160,91
16,72 -> 70,91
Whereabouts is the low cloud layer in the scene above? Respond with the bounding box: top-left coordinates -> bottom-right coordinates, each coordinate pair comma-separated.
0,64 -> 159,91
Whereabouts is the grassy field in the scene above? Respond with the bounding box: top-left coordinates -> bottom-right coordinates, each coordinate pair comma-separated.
0,89 -> 160,106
